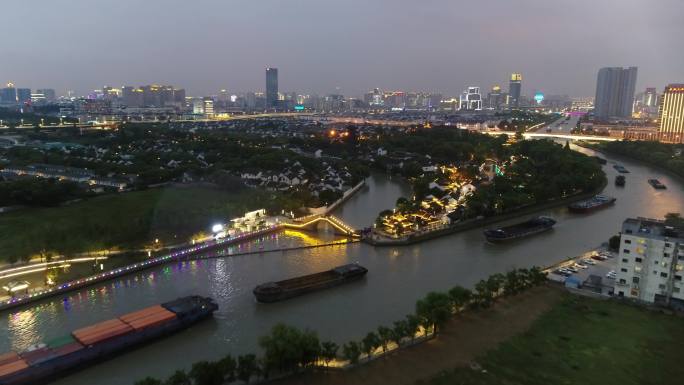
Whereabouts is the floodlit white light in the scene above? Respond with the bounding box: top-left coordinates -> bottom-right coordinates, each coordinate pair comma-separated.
212,224 -> 224,233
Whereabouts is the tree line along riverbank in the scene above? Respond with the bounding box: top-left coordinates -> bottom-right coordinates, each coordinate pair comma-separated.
583,140 -> 684,181
132,268 -> 548,385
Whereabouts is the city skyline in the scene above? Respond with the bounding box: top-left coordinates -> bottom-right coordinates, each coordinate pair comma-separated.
2,0 -> 683,97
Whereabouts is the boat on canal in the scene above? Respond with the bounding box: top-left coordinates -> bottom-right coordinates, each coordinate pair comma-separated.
648,179 -> 666,189
0,296 -> 218,385
484,216 -> 556,243
615,175 -> 626,187
253,263 -> 368,303
568,195 -> 616,213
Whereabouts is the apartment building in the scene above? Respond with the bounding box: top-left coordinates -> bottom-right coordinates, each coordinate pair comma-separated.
615,217 -> 684,310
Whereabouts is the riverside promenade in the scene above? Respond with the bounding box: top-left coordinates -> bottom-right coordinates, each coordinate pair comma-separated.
0,215 -> 359,312
365,181 -> 607,246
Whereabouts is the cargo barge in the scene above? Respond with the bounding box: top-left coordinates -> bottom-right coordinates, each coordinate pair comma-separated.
648,179 -> 666,189
0,296 -> 218,385
253,264 -> 368,303
484,216 -> 556,243
568,194 -> 616,213
615,175 -> 626,187
613,164 -> 630,173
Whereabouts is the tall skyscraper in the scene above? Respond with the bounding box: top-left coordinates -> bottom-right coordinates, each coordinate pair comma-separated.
266,67 -> 278,109
459,87 -> 482,111
122,86 -> 143,107
487,85 -> 503,110
594,67 -> 638,119
657,84 -> 684,143
644,87 -> 658,107
0,82 -> 16,103
202,97 -> 214,117
17,88 -> 31,104
509,73 -> 522,107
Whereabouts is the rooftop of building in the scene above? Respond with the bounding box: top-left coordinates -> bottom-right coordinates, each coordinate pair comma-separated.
622,217 -> 684,240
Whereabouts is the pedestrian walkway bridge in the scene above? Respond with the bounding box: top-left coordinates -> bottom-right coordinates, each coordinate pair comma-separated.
283,214 -> 359,236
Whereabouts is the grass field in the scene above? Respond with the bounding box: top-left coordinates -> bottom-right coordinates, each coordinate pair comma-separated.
426,293 -> 684,385
0,186 -> 277,263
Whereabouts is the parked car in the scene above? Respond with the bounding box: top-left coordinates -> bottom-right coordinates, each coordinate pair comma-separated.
574,263 -> 588,269
582,258 -> 597,265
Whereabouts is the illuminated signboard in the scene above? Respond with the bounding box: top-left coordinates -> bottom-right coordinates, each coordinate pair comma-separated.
294,105 -> 305,111
534,92 -> 544,104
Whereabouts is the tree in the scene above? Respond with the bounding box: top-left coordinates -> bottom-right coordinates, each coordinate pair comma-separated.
342,341 -> 361,365
258,323 -> 319,374
529,266 -> 547,285
164,370 -> 191,385
189,361 -> 224,385
448,286 -> 472,312
361,331 -> 380,361
516,268 -> 532,289
486,273 -> 505,301
503,270 -> 523,296
376,326 -> 393,355
237,354 -> 259,384
405,314 -> 421,343
415,291 -> 452,335
391,319 -> 409,348
218,354 -> 236,382
608,235 -> 621,251
474,279 -> 493,308
296,328 -> 321,368
320,341 -> 339,367
135,377 -> 162,385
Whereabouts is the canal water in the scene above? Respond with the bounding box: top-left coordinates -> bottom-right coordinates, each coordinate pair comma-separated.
1,147 -> 683,385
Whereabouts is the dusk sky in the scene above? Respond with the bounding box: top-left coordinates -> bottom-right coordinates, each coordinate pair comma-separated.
2,0 -> 683,98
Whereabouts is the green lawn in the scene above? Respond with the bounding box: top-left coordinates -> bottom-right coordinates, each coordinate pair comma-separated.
426,294 -> 684,385
0,186 -> 278,263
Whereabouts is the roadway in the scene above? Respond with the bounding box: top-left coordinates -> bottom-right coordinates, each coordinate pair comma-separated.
481,113 -> 617,142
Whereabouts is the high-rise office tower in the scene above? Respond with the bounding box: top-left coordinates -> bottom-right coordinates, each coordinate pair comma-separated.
487,85 -> 503,110
657,84 -> 684,143
266,67 -> 278,109
16,88 -> 31,103
459,87 -> 482,111
594,67 -> 638,119
203,97 -> 214,117
122,86 -> 143,107
509,73 -> 522,107
644,87 -> 658,107
0,82 -> 16,103
173,88 -> 186,104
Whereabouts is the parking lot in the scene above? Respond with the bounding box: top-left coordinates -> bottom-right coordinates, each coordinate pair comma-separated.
546,249 -> 618,295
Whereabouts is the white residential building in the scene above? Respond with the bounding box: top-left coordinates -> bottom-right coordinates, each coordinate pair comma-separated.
615,217 -> 684,310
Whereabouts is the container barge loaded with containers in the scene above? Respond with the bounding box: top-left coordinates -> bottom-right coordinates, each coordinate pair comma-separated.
254,263 -> 368,303
0,296 -> 218,385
